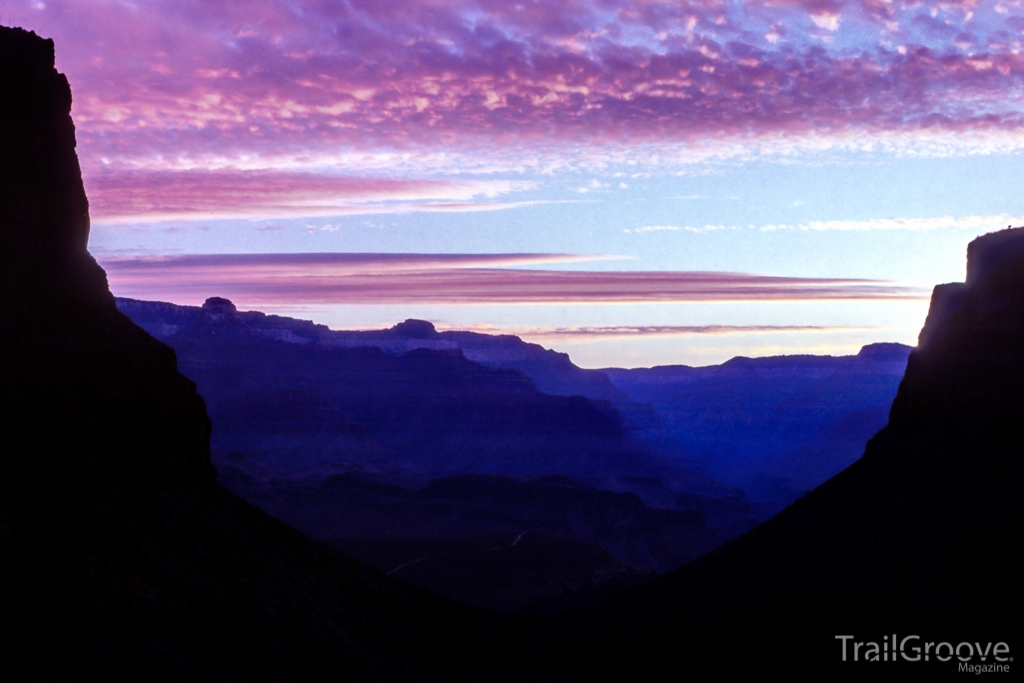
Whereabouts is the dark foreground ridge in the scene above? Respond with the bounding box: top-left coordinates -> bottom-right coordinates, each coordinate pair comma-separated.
0,25 -> 540,680
558,227 -> 1024,673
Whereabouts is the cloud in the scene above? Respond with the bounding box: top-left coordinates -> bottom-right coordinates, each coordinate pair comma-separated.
811,11 -> 843,31
624,225 -> 682,233
86,170 -> 537,222
759,214 -> 1024,232
99,252 -> 926,305
102,252 -> 618,273
449,323 -> 876,340
625,223 -> 741,233
620,213 -> 1024,233
5,0 -> 1024,183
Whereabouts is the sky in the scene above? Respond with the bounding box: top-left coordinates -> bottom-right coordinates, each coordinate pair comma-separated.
5,0 -> 1024,367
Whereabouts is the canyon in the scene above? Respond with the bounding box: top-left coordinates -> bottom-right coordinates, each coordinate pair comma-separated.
3,23 -> 1019,677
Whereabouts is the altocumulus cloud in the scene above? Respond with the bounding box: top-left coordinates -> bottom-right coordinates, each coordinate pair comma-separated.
5,0 -> 1024,211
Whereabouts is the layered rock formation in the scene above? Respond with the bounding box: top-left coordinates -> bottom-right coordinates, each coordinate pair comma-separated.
603,343 -> 912,514
118,295 -> 913,514
113,295 -> 757,581
159,297 -> 673,484
118,297 -> 655,425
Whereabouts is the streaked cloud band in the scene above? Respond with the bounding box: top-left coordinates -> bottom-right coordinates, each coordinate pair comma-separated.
625,214 -> 1024,234
87,171 -> 539,222
448,324 -> 877,340
100,252 -> 926,306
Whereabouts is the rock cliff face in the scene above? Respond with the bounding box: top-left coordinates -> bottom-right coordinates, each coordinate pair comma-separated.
0,26 -> 210,467
112,295 -> 756,580
888,228 -> 1024,444
0,26 -> 536,679
566,228 -> 1024,672
166,296 -> 659,482
118,297 -> 649,421
117,295 -> 912,516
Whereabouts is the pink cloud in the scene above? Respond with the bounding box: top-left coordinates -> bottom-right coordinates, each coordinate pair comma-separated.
6,1 -> 1022,156
85,170 -> 533,221
102,252 -> 614,273
459,323 -> 872,339
99,252 -> 926,305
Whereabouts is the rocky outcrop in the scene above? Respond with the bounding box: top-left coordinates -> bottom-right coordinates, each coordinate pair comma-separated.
161,297 -> 657,481
564,228 -> 1024,673
0,26 -> 537,679
117,298 -> 648,420
0,26 -> 98,316
887,227 -> 1024,444
115,294 -> 913,516
113,294 -> 756,590
0,26 -> 210,468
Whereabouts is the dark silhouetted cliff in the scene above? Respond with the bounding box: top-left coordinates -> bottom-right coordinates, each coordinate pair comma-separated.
561,228 -> 1024,673
0,26 -> 210,466
0,25 -> 539,679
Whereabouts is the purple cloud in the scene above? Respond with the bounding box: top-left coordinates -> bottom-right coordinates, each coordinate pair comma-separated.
99,252 -> 926,305
9,2 -> 1024,149
86,170 -> 533,221
5,0 -> 1022,214
474,324 -> 872,339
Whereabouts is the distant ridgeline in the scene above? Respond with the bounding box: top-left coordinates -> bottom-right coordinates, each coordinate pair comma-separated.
115,292 -> 912,612
119,295 -> 911,516
117,295 -> 758,590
